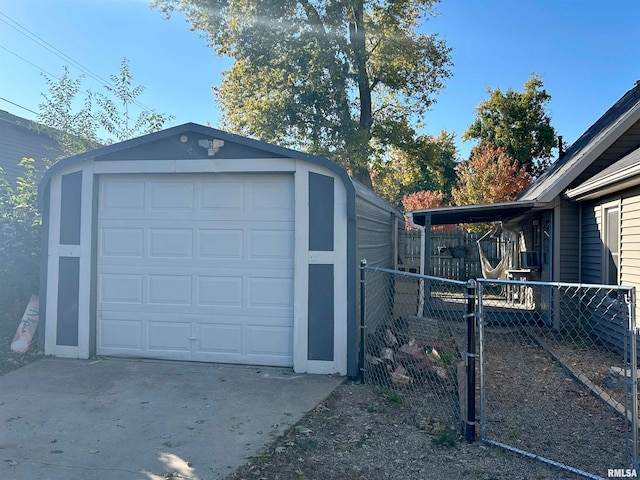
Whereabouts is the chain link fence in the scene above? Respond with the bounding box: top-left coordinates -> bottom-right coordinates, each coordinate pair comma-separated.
360,265 -> 471,436
477,278 -> 637,479
360,264 -> 639,478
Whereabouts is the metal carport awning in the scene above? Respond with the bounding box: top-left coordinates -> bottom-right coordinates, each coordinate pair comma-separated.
408,200 -> 543,227
406,200 -> 546,277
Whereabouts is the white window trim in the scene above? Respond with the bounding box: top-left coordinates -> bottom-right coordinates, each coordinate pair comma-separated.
601,200 -> 621,285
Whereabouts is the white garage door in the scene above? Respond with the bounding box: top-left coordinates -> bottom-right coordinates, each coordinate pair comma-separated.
97,173 -> 294,366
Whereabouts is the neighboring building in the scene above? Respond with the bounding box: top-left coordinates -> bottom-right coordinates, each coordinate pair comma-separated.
0,110 -> 63,184
409,83 -> 640,341
38,123 -> 403,376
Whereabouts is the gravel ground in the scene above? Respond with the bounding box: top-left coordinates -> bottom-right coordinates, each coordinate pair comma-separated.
224,326 -> 635,480
224,381 -> 590,480
0,320 -> 633,480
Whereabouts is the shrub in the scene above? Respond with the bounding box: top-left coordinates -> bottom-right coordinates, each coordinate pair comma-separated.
0,158 -> 47,336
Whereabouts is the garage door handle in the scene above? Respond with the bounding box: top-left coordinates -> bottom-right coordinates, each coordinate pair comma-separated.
189,337 -> 198,341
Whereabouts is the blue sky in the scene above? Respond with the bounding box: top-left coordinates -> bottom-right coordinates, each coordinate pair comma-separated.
1,0 -> 639,160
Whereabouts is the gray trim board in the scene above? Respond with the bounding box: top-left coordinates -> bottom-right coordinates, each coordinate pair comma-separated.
56,256 -> 80,347
89,174 -> 100,356
308,172 -> 334,251
59,171 -> 83,245
37,182 -> 50,345
308,264 -> 334,361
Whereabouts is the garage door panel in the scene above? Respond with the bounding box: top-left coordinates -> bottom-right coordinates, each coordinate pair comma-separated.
148,275 -> 193,305
101,228 -> 145,257
147,321 -> 192,352
101,274 -> 143,304
198,276 -> 243,306
198,229 -> 244,258
98,173 -> 294,366
248,277 -> 293,308
247,326 -> 293,357
101,180 -> 145,212
250,182 -> 293,212
200,181 -> 244,211
149,229 -> 193,258
100,319 -> 142,350
149,181 -> 194,210
196,323 -> 242,354
249,230 -> 294,259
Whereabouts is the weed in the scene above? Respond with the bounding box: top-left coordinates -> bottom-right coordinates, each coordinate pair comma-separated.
431,430 -> 456,448
379,387 -> 405,405
296,439 -> 318,450
439,351 -> 455,366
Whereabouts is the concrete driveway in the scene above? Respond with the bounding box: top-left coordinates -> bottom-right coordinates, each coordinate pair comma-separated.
0,358 -> 343,480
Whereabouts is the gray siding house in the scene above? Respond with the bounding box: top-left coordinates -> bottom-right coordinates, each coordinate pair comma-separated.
409,83 -> 640,326
0,110 -> 63,184
38,123 -> 403,377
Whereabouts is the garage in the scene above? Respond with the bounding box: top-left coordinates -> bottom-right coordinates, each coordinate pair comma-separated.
39,123 -> 403,376
98,173 -> 295,365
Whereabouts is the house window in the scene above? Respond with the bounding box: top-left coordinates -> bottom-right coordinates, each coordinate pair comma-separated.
603,204 -> 620,285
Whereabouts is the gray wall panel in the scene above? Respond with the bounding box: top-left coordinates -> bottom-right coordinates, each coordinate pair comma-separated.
56,256 -> 80,347
308,264 -> 334,361
309,172 -> 334,251
59,171 -> 82,245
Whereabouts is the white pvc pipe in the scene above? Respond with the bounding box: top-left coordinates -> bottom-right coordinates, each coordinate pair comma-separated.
407,211 -> 425,317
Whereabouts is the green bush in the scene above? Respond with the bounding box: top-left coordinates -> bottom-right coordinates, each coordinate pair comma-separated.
0,158 -> 47,337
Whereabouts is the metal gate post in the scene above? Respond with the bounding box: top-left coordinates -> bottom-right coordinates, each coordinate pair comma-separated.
359,259 -> 367,384
628,287 -> 638,468
465,279 -> 477,442
477,280 -> 487,440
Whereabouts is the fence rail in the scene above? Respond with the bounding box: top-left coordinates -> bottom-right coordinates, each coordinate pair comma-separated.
360,263 -> 638,480
401,229 -> 502,280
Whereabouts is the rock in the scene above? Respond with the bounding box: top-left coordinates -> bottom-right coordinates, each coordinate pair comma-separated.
396,344 -> 424,363
385,328 -> 398,347
603,366 -> 631,390
380,348 -> 394,362
391,371 -> 413,387
432,366 -> 449,383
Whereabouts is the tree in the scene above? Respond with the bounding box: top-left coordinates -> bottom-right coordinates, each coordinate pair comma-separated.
96,59 -> 174,143
371,130 -> 458,208
402,190 -> 455,230
463,74 -> 557,176
451,143 -> 531,206
37,67 -> 101,156
0,159 -> 47,323
1,61 -> 174,329
152,0 -> 452,186
38,59 -> 174,156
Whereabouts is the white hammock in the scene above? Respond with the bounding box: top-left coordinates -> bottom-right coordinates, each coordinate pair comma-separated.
477,241 -> 511,280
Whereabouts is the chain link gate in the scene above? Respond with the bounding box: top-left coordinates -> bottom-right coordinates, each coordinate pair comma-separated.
359,264 -> 475,440
359,263 -> 639,478
477,278 -> 638,479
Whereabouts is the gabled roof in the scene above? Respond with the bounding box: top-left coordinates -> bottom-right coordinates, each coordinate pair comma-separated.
38,122 -> 403,217
40,122 -> 344,190
408,84 -> 640,226
519,84 -> 640,203
565,145 -> 640,201
0,110 -> 63,185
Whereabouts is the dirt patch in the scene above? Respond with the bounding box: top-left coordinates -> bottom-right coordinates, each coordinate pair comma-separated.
0,321 -> 43,377
224,325 -> 635,480
0,316 -> 631,479
224,381 -> 591,480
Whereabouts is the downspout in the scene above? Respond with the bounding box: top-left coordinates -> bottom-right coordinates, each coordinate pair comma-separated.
407,212 -> 425,317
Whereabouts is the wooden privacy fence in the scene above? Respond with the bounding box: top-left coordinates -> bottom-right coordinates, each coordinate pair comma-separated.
400,229 -> 501,281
